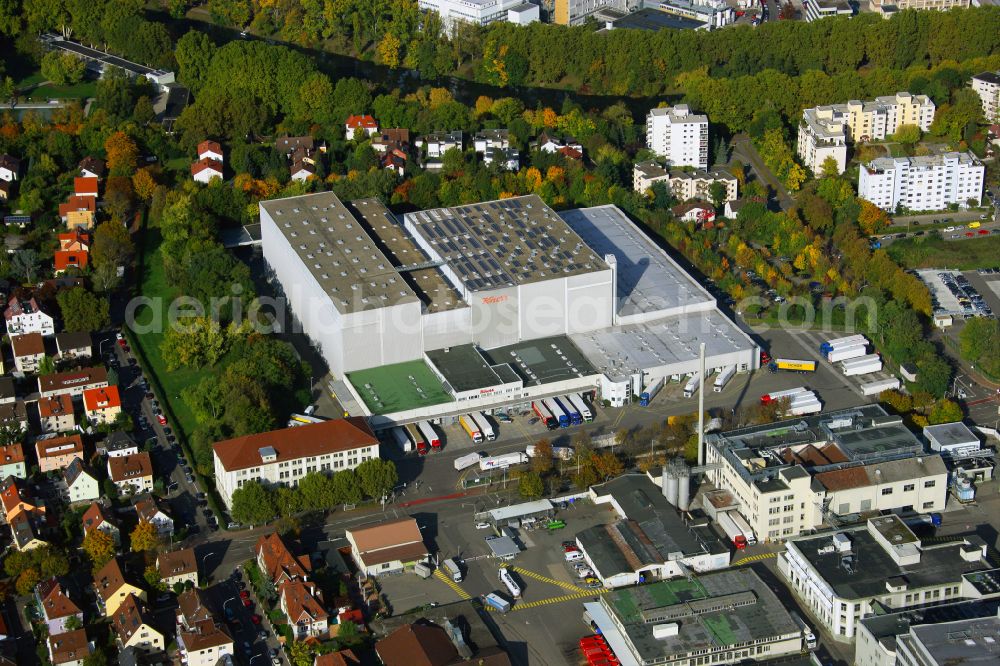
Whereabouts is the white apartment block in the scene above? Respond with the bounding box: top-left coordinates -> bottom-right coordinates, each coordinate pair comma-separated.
212,418 -> 381,508
418,0 -> 527,30
804,0 -> 852,21
859,152 -> 985,212
778,515 -> 994,639
646,105 -> 709,170
632,161 -> 738,203
797,107 -> 849,175
554,0 -> 633,24
875,0 -> 970,11
971,71 -> 1000,123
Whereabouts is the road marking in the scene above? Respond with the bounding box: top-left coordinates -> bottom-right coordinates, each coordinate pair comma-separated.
732,552 -> 777,566
612,407 -> 627,428
511,566 -> 582,592
433,569 -> 472,600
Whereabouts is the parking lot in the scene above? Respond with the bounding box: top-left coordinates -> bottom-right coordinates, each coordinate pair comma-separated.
917,269 -> 995,318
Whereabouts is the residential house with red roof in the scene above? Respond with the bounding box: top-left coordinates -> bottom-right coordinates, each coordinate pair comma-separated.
197,140 -> 224,163
345,115 -> 378,138
255,533 -> 311,585
35,578 -> 83,635
314,651 -> 361,666
176,588 -> 234,666
212,418 -> 379,508
94,557 -> 146,616
73,177 -> 98,199
112,594 -> 164,654
36,434 -> 84,472
47,629 -> 92,666
54,232 -> 90,275
0,443 -> 26,479
191,158 -> 224,184
280,579 -> 328,641
38,394 -> 77,435
82,500 -> 120,544
1,475 -> 43,524
11,332 -> 45,373
83,385 -> 121,426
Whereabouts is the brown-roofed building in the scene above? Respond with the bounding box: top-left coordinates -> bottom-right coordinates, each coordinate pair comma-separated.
9,509 -> 47,550
276,136 -> 315,157
82,500 -> 120,544
177,588 -> 234,666
157,548 -> 197,589
11,332 -> 45,373
55,331 -> 92,361
133,493 -> 173,537
0,400 -> 28,432
36,434 -> 84,472
212,418 -> 379,508
346,517 -> 428,576
113,593 -> 164,654
314,651 -> 361,666
64,457 -> 99,504
5,296 -> 55,336
372,128 -> 410,154
375,622 -> 458,666
38,366 -> 109,399
279,579 -> 328,641
197,140 -> 224,162
107,452 -> 153,495
94,557 -> 146,616
0,153 -> 20,181
255,533 -> 311,585
74,177 -> 98,199
47,629 -> 91,666
1,475 -> 43,524
0,443 -> 26,479
78,157 -> 106,180
37,394 -> 77,435
191,158 -> 223,184
35,578 -> 83,635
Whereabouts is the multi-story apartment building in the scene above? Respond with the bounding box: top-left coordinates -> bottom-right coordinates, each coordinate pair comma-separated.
778,515 -> 998,639
804,0 -> 852,21
418,0 -> 531,31
859,152 -> 985,211
632,161 -> 738,203
705,406 -> 948,543
646,105 -> 709,170
875,0 -> 970,12
212,418 -> 380,508
971,71 -> 1000,124
554,0 -> 633,24
797,93 -> 935,175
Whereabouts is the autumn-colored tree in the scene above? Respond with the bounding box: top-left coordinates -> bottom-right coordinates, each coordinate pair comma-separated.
428,87 -> 453,110
858,199 -> 891,236
376,33 -> 402,68
518,471 -> 545,500
524,167 -> 542,192
474,96 -> 493,117
531,439 -> 553,475
92,220 -> 135,270
82,529 -> 116,571
130,520 -> 159,552
928,399 -> 963,425
105,131 -> 139,176
103,176 -> 135,220
878,389 -> 913,414
132,167 -> 157,202
592,452 -> 624,481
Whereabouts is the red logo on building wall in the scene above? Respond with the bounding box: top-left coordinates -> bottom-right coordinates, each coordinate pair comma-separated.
481,295 -> 508,305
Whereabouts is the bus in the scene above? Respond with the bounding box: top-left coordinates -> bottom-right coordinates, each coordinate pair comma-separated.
532,401 -> 558,430
543,397 -> 570,428
417,421 -> 441,451
405,424 -> 428,455
459,415 -> 483,443
555,396 -> 582,425
471,412 -> 496,441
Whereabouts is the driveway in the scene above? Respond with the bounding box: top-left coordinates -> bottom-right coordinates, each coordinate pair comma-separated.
731,135 -> 795,211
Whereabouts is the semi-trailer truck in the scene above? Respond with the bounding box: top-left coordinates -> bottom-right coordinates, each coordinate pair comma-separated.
391,427 -> 412,453
826,343 -> 868,363
459,415 -> 484,443
569,393 -> 593,421
786,398 -> 822,416
499,567 -> 522,598
405,424 -> 428,455
555,397 -> 582,425
454,453 -> 483,471
471,412 -> 496,441
760,387 -> 809,404
640,377 -> 665,406
819,334 -> 867,354
771,358 -> 817,372
730,512 -> 757,545
682,373 -> 701,398
418,421 -> 442,451
713,366 -> 736,393
526,444 -> 573,460
861,377 -> 901,396
789,611 -> 817,650
716,512 -> 748,550
543,397 -> 570,428
480,452 -> 529,471
532,401 -> 558,430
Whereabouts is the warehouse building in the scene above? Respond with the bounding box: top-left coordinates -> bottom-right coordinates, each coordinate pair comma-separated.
583,568 -> 805,666
705,405 -> 949,542
260,193 -> 757,423
777,515 -> 997,639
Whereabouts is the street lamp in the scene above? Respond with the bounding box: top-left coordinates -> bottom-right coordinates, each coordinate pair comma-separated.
224,597 -> 237,616
249,655 -> 265,666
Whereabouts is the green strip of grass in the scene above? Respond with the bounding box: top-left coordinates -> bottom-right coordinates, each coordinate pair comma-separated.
886,234 -> 1000,270
26,81 -> 97,100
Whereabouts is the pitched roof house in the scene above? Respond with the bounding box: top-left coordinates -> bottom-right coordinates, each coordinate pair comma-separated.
346,518 -> 428,576
10,331 -> 45,373
78,156 -> 106,180
82,500 -> 120,544
107,452 -> 153,495
94,557 -> 146,616
197,140 -> 224,163
176,588 -> 234,666
157,547 -> 197,588
345,115 -> 378,137
55,331 -> 92,361
279,579 -> 328,641
0,442 -> 26,479
375,622 -> 459,666
191,158 -> 224,183
83,385 -> 121,426
36,434 -> 84,472
37,394 -> 77,435
47,629 -> 92,666
133,493 -> 174,537
73,177 -> 99,198
5,297 -> 55,336
64,458 -> 99,504
255,533 -> 311,585
112,593 -> 164,654
10,510 -> 47,551
36,578 -> 83,635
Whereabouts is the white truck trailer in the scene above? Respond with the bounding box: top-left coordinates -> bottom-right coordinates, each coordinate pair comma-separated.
713,366 -> 736,393
480,452 -> 529,471
826,343 -> 868,363
842,354 -> 882,376
454,453 -> 484,471
861,377 -> 901,396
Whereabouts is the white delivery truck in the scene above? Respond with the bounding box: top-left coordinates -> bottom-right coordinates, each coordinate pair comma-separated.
472,411 -> 496,441
790,611 -> 817,650
861,377 -> 901,396
454,453 -> 483,471
826,343 -> 868,363
569,393 -> 593,421
713,366 -> 736,393
391,427 -> 412,453
443,558 -> 462,582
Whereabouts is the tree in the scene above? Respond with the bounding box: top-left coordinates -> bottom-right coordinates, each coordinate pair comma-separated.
297,472 -> 336,511
355,458 -> 398,501
858,199 -> 891,236
230,481 -> 276,526
83,647 -> 108,666
518,471 -> 544,500
38,355 -> 56,375
64,615 -> 83,631
928,399 -> 963,425
41,52 -> 86,86
160,317 -> 229,370
890,124 -> 922,146
709,181 -> 728,210
92,220 -> 135,270
592,452 -> 624,481
105,131 -> 139,176
130,520 -> 159,552
531,439 -> 553,475
104,176 -> 135,220
132,167 -> 157,201
959,318 -> 1000,378
819,156 -> 840,179
144,564 -> 166,591
10,249 -> 40,284
330,469 -> 363,505
57,287 -> 111,333
175,30 -> 216,93
289,641 -> 314,666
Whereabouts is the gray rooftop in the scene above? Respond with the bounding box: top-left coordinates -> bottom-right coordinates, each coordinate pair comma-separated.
259,192 -> 420,314
924,422 -> 979,448
865,150 -> 981,173
903,614 -> 1000,664
481,335 -> 597,386
560,205 -> 714,319
612,7 -> 705,30
485,535 -> 520,559
975,71 -> 1000,85
859,600 -> 1000,653
404,195 -> 606,292
599,568 -> 800,662
425,345 -> 522,393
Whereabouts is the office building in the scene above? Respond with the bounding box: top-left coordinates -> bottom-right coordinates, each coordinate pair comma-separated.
646,105 -> 709,169
647,0 -> 734,29
971,71 -> 1000,123
584,568 -> 806,666
804,0 -> 853,20
212,418 -> 380,508
778,515 -> 997,639
875,0 -> 970,11
705,406 -> 949,542
418,0 -> 529,30
859,151 -> 984,211
554,0 -> 634,24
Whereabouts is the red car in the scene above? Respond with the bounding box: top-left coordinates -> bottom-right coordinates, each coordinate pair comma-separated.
242,598 -> 252,608
979,229 -> 989,235
116,333 -> 126,348
966,232 -> 976,237
250,614 -> 261,625
239,590 -> 251,600
157,414 -> 167,426
564,544 -> 579,553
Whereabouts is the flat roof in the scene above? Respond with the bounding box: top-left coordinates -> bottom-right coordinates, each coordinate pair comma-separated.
481,335 -> 597,386
560,205 -> 714,318
859,600 -> 1000,648
425,345 -> 521,393
486,536 -> 520,559
487,500 -> 553,522
599,568 -> 799,662
348,198 -> 465,313
612,7 -> 705,30
905,615 -> 1000,664
924,422 -> 979,447
570,310 -> 753,382
346,360 -> 452,414
404,195 -> 607,292
260,192 -> 420,314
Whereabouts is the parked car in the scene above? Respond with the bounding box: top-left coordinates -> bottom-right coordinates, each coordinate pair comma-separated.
475,522 -> 491,530
251,614 -> 261,625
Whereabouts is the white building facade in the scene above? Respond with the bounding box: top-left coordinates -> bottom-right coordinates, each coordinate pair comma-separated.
858,152 -> 985,211
646,105 -> 709,170
418,0 -> 525,30
971,71 -> 1000,124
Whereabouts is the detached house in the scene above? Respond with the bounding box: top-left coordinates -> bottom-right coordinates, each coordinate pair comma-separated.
0,400 -> 28,431
36,434 -> 84,472
10,510 -> 47,550
101,431 -> 139,458
82,500 -> 120,545
133,493 -> 174,537
38,394 -> 77,435
59,197 -> 96,230
1,476 -> 43,524
474,129 -> 509,153
0,154 -> 20,182
113,594 -> 164,654
36,578 -> 83,635
78,156 -> 106,180
0,443 -> 26,479
256,534 -> 327,640
176,589 -> 234,666
532,131 -> 583,157
346,518 -> 428,577
345,115 -> 378,138
83,385 -> 121,426
417,131 -> 463,170
256,533 -> 311,584
55,331 -> 92,361
64,458 -> 99,503
276,136 -> 317,158
5,297 -> 55,336
191,158 -> 223,184
197,140 -> 224,163
157,547 -> 197,589
73,177 -> 98,199
108,452 -> 153,495
11,332 -> 45,373
54,232 -> 91,274
94,557 -> 146,616
47,629 -> 92,666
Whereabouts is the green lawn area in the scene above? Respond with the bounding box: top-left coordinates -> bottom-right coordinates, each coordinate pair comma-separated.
16,72 -> 45,88
886,143 -> 907,158
346,360 -> 452,414
886,234 -> 1000,270
25,81 -> 97,100
164,157 -> 191,174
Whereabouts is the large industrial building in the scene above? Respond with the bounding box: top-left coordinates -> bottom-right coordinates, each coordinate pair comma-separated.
704,405 -> 949,543
260,192 -> 757,426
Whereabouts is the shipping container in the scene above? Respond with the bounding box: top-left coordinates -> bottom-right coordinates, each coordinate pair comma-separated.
413,562 -> 431,579
713,366 -> 736,393
842,355 -> 882,376
459,414 -> 484,443
471,411 -> 496,441
787,398 -> 822,416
